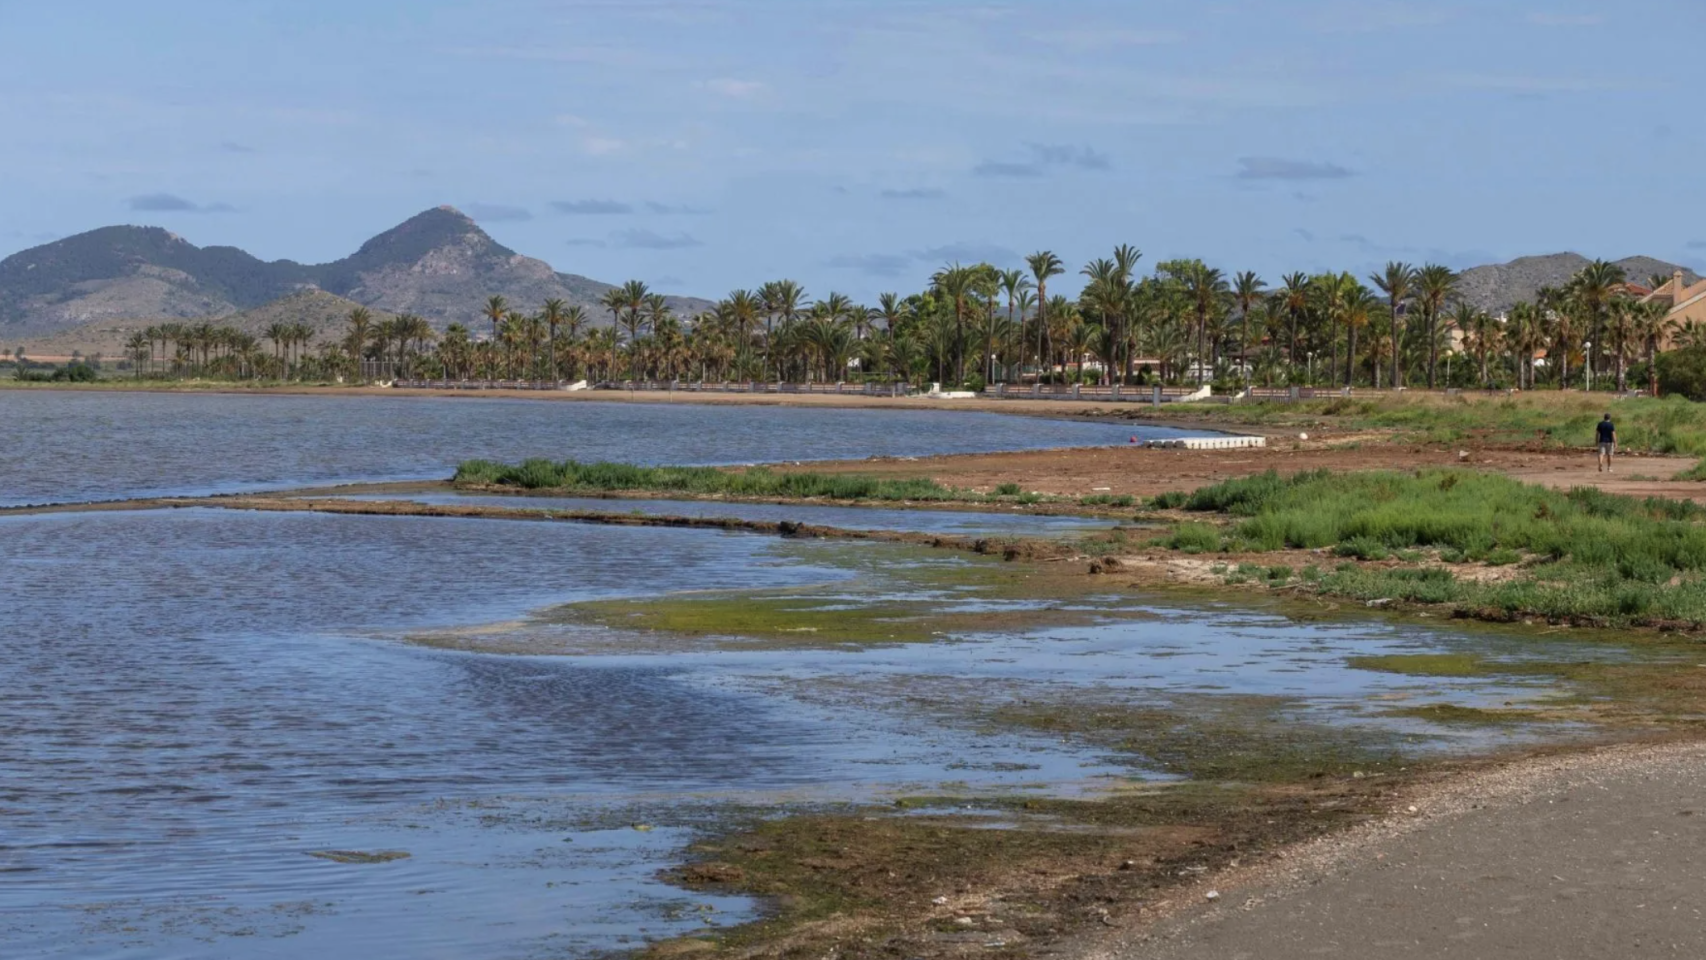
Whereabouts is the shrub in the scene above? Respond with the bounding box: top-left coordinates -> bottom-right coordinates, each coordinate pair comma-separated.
1657,345 -> 1706,401
994,482 -> 1022,496
1168,522 -> 1223,553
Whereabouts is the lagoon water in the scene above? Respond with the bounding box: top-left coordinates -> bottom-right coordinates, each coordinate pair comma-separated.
0,395 -> 1595,959
0,391 -> 1189,506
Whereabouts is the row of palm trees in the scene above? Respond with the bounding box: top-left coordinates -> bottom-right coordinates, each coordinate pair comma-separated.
121,254 -> 1682,393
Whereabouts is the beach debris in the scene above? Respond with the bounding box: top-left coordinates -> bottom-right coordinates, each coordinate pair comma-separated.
1298,432 -> 1309,441
932,896 -> 950,905
1366,598 -> 1394,607
954,916 -> 975,926
1406,805 -> 1419,814
1205,890 -> 1220,901
631,823 -> 655,832
1459,449 -> 1471,462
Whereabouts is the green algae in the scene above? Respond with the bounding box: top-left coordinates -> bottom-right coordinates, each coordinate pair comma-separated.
1379,703 -> 1540,725
305,849 -> 411,864
541,539 -> 1154,651
986,693 -> 1408,783
1347,652 -> 1501,678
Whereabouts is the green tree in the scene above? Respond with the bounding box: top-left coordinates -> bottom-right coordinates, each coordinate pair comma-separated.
1370,261 -> 1415,389
1026,251 -> 1065,381
1413,264 -> 1459,388
1232,271 -> 1266,388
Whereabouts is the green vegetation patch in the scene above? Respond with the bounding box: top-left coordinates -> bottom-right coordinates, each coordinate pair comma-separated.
1380,703 -> 1539,725
1146,468 -> 1706,625
456,458 -> 991,503
1145,393 -> 1706,457
988,694 -> 1406,783
664,769 -> 1396,959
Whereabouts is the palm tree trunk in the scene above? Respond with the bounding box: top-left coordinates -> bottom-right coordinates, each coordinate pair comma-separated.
1390,300 -> 1401,390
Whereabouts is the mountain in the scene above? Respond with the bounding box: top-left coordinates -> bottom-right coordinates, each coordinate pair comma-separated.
1457,254 -> 1701,314
0,206 -> 711,338
14,290 -> 394,359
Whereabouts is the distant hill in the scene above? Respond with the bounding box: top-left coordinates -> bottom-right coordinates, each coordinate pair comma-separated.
1457,254 -> 1701,314
14,290 -> 395,358
0,206 -> 711,337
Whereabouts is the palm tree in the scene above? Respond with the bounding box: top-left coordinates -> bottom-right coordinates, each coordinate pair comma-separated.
1454,303 -> 1498,387
1507,302 -> 1547,389
759,280 -> 806,382
1279,272 -> 1310,377
930,263 -> 978,385
124,332 -> 150,379
598,287 -> 626,380
1413,264 -> 1459,388
617,280 -> 653,378
1026,251 -> 1065,382
1341,281 -> 1379,387
1232,271 -> 1266,389
540,298 -> 567,381
482,295 -> 508,377
1637,299 -> 1674,396
996,269 -> 1033,384
1534,285 -> 1573,389
1370,261 -> 1415,390
345,307 -> 373,380
1568,259 -> 1627,387
1178,263 -> 1227,385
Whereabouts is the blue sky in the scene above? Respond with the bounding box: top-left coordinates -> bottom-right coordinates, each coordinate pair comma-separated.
2,0 -> 1702,300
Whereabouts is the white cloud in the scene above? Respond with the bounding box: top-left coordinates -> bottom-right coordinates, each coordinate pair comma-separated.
1442,73 -> 1644,93
1526,13 -> 1602,27
582,137 -> 627,156
1036,27 -> 1185,49
700,78 -> 766,98
1310,1 -> 1452,33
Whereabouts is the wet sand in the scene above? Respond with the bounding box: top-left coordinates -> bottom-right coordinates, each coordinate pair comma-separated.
1077,738 -> 1706,960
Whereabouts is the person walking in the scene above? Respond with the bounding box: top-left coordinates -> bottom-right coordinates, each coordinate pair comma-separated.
1596,413 -> 1617,473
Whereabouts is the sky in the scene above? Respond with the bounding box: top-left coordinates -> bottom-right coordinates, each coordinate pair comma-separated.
2,0 -> 1703,301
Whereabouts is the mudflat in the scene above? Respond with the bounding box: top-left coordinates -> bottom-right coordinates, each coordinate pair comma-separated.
1079,740 -> 1706,959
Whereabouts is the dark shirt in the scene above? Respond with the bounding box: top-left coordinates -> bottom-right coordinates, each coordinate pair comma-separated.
1596,421 -> 1616,443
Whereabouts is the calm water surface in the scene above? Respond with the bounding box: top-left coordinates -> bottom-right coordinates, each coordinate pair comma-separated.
1,506 -> 1600,959
1,396 -> 1594,958
334,491 -> 1116,537
1,391 -> 1194,506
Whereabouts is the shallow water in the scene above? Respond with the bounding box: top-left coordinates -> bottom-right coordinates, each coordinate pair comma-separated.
332,490 -> 1117,537
1,391 -> 1195,506
0,506 -> 1614,958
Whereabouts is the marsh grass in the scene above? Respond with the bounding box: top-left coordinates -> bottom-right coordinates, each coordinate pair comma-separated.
456,458 -> 965,501
1152,392 -> 1706,457
1152,468 -> 1706,624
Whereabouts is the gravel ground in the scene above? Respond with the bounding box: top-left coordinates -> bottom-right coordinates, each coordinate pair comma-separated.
1072,740 -> 1706,959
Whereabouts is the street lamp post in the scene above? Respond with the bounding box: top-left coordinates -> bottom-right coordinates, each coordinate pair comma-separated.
1583,342 -> 1593,392
1307,351 -> 1315,386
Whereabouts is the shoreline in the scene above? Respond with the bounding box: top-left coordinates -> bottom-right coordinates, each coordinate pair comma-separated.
1073,735 -> 1706,959
11,486 -> 1701,957
0,379 -> 1257,434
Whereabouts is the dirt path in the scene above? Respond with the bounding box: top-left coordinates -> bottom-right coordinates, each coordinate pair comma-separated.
800,442 -> 1706,501
1075,740 -> 1706,960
